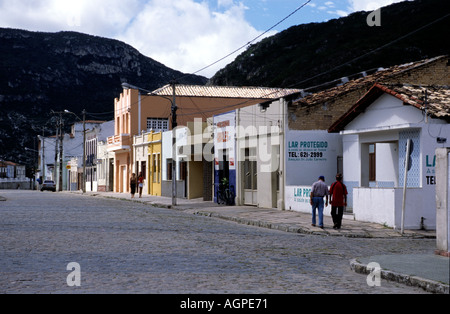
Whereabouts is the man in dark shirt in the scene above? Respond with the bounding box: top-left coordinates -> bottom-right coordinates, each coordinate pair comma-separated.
329,173 -> 348,229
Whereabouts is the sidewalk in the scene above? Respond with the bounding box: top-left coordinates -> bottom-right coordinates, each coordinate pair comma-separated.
84,191 -> 435,239
72,191 -> 449,294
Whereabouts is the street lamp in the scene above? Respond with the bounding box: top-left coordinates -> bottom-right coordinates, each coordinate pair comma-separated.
65,110 -> 87,194
121,82 -> 178,206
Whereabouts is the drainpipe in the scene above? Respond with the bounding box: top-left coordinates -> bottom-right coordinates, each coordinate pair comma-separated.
236,108 -> 241,205
279,98 -> 286,210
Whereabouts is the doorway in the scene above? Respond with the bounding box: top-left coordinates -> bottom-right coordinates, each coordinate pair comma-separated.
120,165 -> 127,193
243,148 -> 257,206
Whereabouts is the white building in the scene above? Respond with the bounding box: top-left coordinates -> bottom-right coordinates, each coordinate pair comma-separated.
85,120 -> 114,192
329,83 -> 450,230
97,135 -> 115,192
37,135 -> 57,181
234,100 -> 284,208
0,160 -> 28,189
38,121 -> 107,191
161,127 -> 189,198
284,129 -> 343,213
211,95 -> 342,211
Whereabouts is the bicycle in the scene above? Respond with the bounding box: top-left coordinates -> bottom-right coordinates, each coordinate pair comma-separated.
217,183 -> 235,206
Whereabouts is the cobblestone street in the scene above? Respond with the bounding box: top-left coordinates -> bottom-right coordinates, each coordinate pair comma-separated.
0,190 -> 435,294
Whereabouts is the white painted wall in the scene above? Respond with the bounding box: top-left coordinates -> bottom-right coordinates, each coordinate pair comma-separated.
345,94 -> 421,130
162,128 -> 188,181
375,142 -> 398,187
353,188 -> 396,226
286,130 -> 342,186
284,130 -> 342,212
235,101 -> 283,208
342,93 -> 450,229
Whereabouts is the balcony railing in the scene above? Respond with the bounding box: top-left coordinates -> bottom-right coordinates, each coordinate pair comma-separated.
107,134 -> 131,152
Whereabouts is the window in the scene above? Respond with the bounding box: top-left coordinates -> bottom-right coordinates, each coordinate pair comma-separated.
180,161 -> 187,181
156,155 -> 160,183
167,159 -> 173,181
147,118 -> 169,132
152,154 -> 160,183
369,144 -> 376,181
141,161 -> 146,180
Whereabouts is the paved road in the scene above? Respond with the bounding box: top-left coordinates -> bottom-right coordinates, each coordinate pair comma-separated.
0,190 -> 435,294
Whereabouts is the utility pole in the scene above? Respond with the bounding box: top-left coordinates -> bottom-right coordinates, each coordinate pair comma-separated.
171,81 -> 178,206
42,127 -> 45,180
63,109 -> 86,193
58,112 -> 64,192
82,109 -> 86,193
122,82 -> 177,205
53,112 -> 60,189
51,111 -> 65,191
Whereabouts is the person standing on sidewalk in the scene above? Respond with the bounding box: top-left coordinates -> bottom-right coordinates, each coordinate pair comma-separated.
130,173 -> 137,198
310,176 -> 329,228
137,172 -> 144,198
329,173 -> 348,230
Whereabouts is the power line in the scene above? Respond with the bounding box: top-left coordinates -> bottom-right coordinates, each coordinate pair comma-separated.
287,12 -> 450,89
103,10 -> 450,125
176,0 -> 312,81
74,1 -> 314,119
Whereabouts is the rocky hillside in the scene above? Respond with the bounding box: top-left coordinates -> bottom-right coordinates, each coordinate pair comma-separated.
0,28 -> 206,169
209,0 -> 450,89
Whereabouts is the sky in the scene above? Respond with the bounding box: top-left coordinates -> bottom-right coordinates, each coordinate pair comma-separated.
0,0 -> 409,78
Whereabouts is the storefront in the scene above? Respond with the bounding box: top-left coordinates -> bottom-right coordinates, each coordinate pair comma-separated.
213,111 -> 236,205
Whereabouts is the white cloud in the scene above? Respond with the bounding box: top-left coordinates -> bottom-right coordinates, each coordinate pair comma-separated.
348,0 -> 408,12
217,0 -> 234,8
326,1 -> 409,20
0,0 -> 272,78
0,0 -> 140,36
117,0 -> 272,78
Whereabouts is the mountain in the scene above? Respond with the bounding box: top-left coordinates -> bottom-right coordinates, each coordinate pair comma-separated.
0,28 -> 207,170
209,0 -> 450,89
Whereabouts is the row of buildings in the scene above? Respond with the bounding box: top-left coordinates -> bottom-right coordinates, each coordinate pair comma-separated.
0,160 -> 28,189
36,55 -> 450,231
0,160 -> 26,179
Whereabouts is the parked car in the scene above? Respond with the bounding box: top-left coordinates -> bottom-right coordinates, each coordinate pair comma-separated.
41,180 -> 56,192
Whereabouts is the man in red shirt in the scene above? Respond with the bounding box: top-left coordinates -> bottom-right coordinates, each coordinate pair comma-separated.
329,173 -> 348,230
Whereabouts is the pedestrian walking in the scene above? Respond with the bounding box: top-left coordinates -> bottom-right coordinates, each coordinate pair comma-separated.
138,172 -> 144,198
310,175 -> 329,228
329,173 -> 348,229
130,173 -> 137,198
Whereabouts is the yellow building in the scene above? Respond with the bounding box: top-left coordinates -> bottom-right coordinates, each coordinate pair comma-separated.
147,131 -> 162,196
108,84 -> 299,195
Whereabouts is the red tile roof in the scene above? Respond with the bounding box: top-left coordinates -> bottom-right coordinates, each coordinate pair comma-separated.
329,83 -> 450,132
293,55 -> 448,108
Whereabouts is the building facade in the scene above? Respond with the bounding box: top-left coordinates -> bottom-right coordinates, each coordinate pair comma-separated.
329,83 -> 450,230
147,131 -> 162,196
288,55 -> 450,212
108,84 -> 299,196
0,161 -> 28,189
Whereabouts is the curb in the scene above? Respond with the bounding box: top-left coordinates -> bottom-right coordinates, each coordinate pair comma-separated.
75,192 -> 436,239
350,259 -> 449,294
192,210 -> 336,236
192,211 -> 417,238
